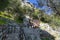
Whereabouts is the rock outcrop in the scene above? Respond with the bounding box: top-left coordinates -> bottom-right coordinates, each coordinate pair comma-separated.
40,23 -> 60,40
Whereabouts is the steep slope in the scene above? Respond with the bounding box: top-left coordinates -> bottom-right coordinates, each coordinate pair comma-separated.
0,0 -> 60,40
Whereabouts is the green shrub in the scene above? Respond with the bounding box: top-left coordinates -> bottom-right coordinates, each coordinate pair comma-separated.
0,0 -> 9,10
0,20 -> 6,25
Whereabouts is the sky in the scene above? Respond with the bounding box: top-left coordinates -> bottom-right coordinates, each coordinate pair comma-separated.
28,0 -> 54,15
27,0 -> 38,8
28,0 -> 37,3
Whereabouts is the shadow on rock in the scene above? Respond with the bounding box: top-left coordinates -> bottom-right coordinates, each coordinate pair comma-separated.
39,28 -> 55,40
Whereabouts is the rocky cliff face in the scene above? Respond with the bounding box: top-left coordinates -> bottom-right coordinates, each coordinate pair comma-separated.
0,0 -> 60,40
40,23 -> 60,40
0,16 -> 55,40
21,0 -> 33,8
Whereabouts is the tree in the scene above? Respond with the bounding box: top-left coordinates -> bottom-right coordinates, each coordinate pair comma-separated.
47,0 -> 60,15
0,0 -> 9,11
37,0 -> 60,16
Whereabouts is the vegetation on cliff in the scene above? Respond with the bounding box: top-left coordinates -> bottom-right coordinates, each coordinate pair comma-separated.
0,0 -> 60,40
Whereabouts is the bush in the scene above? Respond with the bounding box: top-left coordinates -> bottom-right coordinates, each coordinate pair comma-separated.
0,17 -> 7,25
0,0 -> 9,11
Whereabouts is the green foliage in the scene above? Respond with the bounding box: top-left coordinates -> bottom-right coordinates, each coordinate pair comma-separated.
49,15 -> 60,29
0,0 -> 60,28
15,16 -> 23,23
0,11 -> 14,20
0,17 -> 7,25
40,14 -> 52,23
41,37 -> 55,40
0,19 -> 6,25
0,0 -> 9,11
